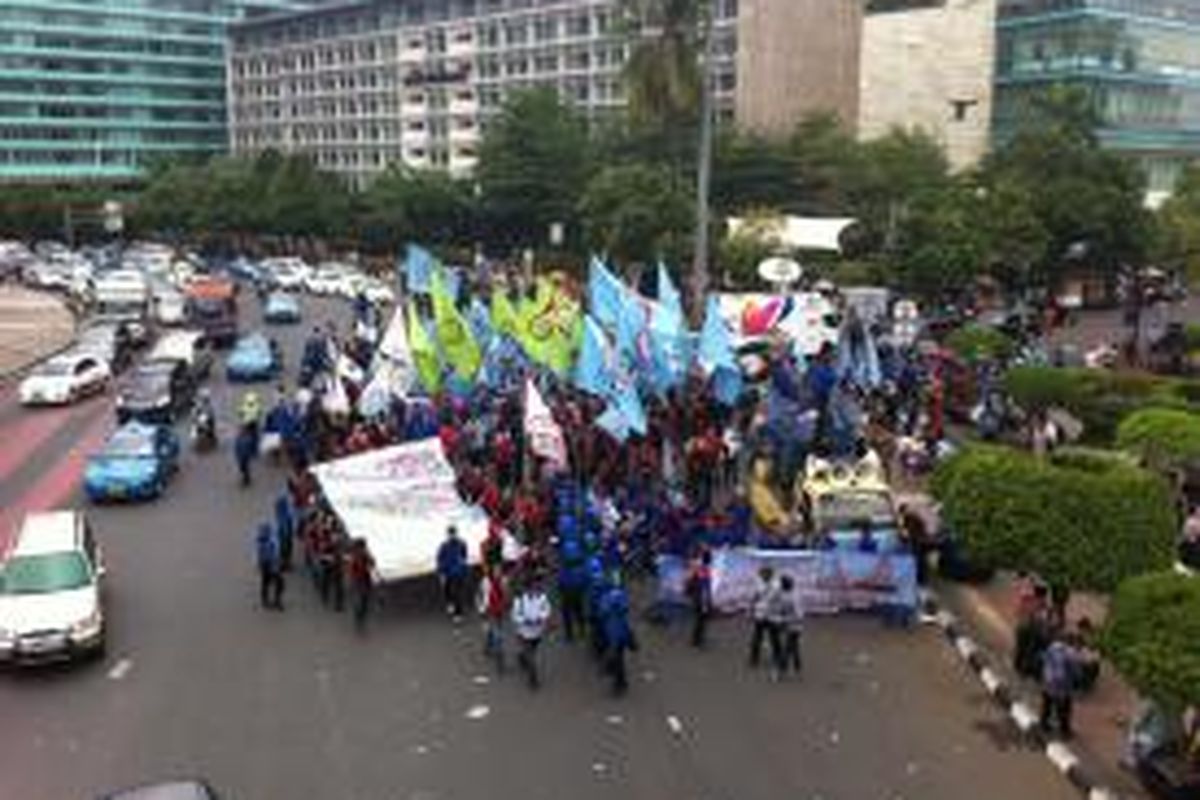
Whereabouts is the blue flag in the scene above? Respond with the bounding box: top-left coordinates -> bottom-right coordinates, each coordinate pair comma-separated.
697,296 -> 737,375
574,315 -> 615,397
404,244 -> 435,295
595,405 -> 630,442
657,262 -> 685,326
604,375 -> 647,437
468,298 -> 493,350
481,335 -> 527,392
713,365 -> 743,407
588,256 -> 626,331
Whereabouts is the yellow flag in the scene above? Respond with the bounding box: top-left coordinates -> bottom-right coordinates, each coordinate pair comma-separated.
431,269 -> 481,378
407,301 -> 441,393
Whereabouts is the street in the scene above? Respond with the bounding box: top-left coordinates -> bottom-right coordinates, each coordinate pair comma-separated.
0,295 -> 1079,800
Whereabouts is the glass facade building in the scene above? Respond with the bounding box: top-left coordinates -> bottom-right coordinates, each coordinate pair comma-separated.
0,0 -> 311,183
994,0 -> 1200,196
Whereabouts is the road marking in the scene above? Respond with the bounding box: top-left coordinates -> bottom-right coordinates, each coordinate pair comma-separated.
954,636 -> 979,661
465,704 -> 490,720
979,667 -> 1002,694
107,657 -> 133,681
605,714 -> 624,726
471,675 -> 490,685
1010,701 -> 1038,732
665,715 -> 683,736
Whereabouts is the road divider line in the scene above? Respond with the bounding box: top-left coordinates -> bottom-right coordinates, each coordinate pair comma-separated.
107,657 -> 133,681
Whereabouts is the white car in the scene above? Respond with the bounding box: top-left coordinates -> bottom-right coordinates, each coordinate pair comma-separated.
360,277 -> 395,305
0,511 -> 107,665
154,289 -> 188,326
305,264 -> 352,295
263,258 -> 309,291
19,352 -> 111,406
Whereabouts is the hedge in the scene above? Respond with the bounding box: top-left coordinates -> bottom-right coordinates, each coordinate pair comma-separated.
1003,366 -> 1198,443
1116,407 -> 1200,468
1101,571 -> 1200,710
931,445 -> 1177,591
944,324 -> 1014,364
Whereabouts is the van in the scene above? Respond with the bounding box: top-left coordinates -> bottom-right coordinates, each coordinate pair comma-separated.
0,511 -> 107,664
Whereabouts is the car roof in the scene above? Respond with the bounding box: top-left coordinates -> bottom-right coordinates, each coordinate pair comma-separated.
237,332 -> 269,347
99,779 -> 216,800
149,331 -> 204,361
39,352 -> 91,370
12,511 -> 83,557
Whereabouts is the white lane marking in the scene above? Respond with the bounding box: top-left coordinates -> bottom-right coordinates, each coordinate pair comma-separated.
1045,741 -> 1079,774
1088,789 -> 1118,800
107,657 -> 133,681
605,714 -> 624,725
979,667 -> 1002,693
829,730 -> 841,745
465,704 -> 490,720
666,715 -> 683,735
954,637 -> 979,661
472,675 -> 490,685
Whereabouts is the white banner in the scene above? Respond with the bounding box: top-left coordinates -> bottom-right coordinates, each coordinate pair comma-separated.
524,379 -> 566,468
311,439 -> 489,582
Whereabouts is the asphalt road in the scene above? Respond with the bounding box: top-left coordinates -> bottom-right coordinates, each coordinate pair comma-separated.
0,294 -> 1079,800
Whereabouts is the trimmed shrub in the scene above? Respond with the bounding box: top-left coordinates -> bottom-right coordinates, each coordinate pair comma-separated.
945,324 -> 1014,364
1102,571 -> 1200,711
931,445 -> 1176,591
1117,407 -> 1200,469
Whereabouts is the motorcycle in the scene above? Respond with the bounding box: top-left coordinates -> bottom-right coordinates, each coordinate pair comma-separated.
192,409 -> 217,452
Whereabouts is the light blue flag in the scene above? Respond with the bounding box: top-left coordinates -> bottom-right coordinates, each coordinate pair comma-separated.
615,291 -> 653,377
404,244 -> 435,295
657,262 -> 685,326
607,378 -> 647,436
697,296 -> 738,375
713,365 -> 743,407
481,335 -> 526,392
647,298 -> 688,395
574,315 -> 615,397
468,298 -> 493,350
588,256 -> 626,331
595,404 -> 630,443
444,266 -> 463,304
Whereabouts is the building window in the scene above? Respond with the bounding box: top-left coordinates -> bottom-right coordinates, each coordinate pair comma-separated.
534,17 -> 557,41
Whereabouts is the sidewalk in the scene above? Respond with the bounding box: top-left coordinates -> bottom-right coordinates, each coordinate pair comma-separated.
936,573 -> 1148,799
0,285 -> 76,379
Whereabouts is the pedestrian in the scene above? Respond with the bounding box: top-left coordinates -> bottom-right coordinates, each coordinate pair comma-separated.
747,565 -> 776,667
255,523 -> 285,610
347,538 -> 376,630
557,539 -> 588,643
478,566 -> 509,671
1040,633 -> 1079,739
770,574 -> 804,678
686,548 -> 714,649
234,424 -> 257,487
274,493 -> 295,571
600,581 -> 638,695
436,525 -> 469,620
512,578 -> 552,690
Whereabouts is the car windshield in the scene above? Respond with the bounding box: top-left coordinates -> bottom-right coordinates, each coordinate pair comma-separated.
103,427 -> 156,457
34,360 -> 74,376
0,552 -> 91,595
813,491 -> 895,532
237,335 -> 270,354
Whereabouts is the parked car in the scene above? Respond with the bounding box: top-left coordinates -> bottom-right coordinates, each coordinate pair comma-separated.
116,360 -> 194,424
359,277 -> 395,306
19,352 -> 111,406
153,287 -> 188,326
225,332 -> 282,382
263,291 -> 301,324
304,263 -> 351,296
84,421 -> 180,503
0,510 -> 106,665
96,779 -> 221,800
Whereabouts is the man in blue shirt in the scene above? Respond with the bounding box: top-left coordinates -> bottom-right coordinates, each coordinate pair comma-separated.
436,525 -> 469,621
255,523 -> 285,610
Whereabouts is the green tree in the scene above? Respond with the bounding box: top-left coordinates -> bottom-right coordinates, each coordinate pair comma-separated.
579,163 -> 693,268
477,88 -> 593,251
848,127 -> 950,254
356,166 -> 475,252
1157,164 -> 1200,282
893,182 -> 988,300
932,445 -> 1176,592
1102,571 -> 1200,712
1116,407 -> 1200,471
980,85 -> 1152,289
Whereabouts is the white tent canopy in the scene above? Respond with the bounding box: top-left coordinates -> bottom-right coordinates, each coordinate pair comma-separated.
726,215 -> 857,253
310,438 -> 489,583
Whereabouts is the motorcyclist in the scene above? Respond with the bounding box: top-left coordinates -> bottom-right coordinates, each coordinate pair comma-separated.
192,388 -> 217,447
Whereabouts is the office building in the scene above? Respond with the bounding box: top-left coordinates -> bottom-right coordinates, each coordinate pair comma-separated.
860,0 -> 997,171
0,0 -> 314,183
227,0 -> 868,186
993,0 -> 1200,199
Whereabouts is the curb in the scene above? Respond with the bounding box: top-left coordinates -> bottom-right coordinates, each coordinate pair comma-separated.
921,589 -> 1122,800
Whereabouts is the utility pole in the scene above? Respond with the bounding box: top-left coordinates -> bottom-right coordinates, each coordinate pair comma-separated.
690,0 -> 715,320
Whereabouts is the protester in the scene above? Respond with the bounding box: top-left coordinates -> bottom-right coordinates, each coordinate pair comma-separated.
234,424 -> 257,487
686,548 -> 714,649
557,538 -> 588,643
436,525 -> 469,621
599,580 -> 637,695
512,578 -> 552,690
255,523 -> 284,611
478,566 -> 510,671
274,493 -> 295,571
747,565 -> 776,668
347,538 -> 376,630
769,575 -> 804,679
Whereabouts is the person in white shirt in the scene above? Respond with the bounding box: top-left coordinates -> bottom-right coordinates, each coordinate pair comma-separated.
512,579 -> 552,690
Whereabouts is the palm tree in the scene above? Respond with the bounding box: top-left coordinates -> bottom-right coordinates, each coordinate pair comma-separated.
620,0 -> 713,316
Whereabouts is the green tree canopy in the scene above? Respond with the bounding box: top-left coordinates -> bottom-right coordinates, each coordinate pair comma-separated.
356,166 -> 475,252
1116,407 -> 1200,470
1156,163 -> 1200,282
476,88 -> 593,252
1102,571 -> 1200,711
579,163 -> 693,268
932,445 -> 1176,591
